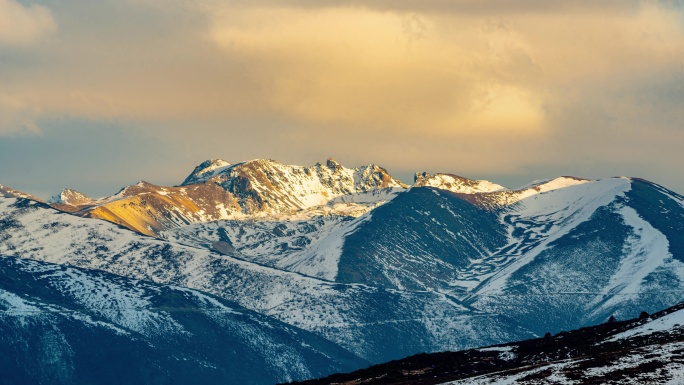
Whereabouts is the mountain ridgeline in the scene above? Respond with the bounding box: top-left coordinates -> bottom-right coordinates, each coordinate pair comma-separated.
50,158 -> 406,237
2,158 -> 684,384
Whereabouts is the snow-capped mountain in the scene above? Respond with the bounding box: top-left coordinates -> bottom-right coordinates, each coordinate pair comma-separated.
336,176 -> 684,336
0,196 -> 532,364
465,177 -> 684,335
291,302 -> 684,385
0,255 -> 364,385
3,158 -> 684,383
160,170 -> 684,339
52,158 -> 406,236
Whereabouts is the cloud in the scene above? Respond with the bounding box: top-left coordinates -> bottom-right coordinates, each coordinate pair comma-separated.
206,6 -> 548,136
0,0 -> 56,46
3,1 -> 681,138
203,2 -> 684,138
1,0 -> 684,192
0,93 -> 41,135
169,0 -> 646,16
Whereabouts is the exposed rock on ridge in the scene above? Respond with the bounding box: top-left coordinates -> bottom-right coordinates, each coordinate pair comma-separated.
0,184 -> 41,202
48,188 -> 93,206
51,158 -> 408,236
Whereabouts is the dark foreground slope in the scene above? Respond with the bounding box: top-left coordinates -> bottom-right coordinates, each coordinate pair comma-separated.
289,302 -> 684,385
0,255 -> 365,385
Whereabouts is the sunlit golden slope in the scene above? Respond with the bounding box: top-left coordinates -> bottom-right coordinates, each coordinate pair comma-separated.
77,181 -> 242,237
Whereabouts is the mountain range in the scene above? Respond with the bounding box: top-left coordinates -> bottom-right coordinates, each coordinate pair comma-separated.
2,158 -> 684,384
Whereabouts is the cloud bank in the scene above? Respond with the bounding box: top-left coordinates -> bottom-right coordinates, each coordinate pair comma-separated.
0,0 -> 56,46
1,0 -> 683,194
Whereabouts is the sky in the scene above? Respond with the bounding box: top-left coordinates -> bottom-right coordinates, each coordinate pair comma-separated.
1,0 -> 683,199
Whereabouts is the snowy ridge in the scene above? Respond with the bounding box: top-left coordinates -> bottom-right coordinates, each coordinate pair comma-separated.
608,306 -> 684,341
640,177 -> 684,210
0,183 -> 40,201
206,157 -> 407,210
462,176 -> 593,209
163,213 -> 372,281
455,176 -> 684,339
469,177 -> 632,296
443,305 -> 684,384
48,158 -> 407,236
413,172 -> 505,194
331,177 -> 645,297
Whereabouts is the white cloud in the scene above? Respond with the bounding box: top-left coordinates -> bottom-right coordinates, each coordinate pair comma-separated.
0,93 -> 41,135
0,0 -> 57,46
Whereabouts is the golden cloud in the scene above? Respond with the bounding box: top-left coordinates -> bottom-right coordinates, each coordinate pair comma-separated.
207,7 -> 547,136
1,0 -> 683,179
0,0 -> 56,46
204,3 -> 684,138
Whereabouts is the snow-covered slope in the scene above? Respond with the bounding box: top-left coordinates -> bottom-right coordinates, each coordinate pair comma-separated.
0,196 -> 532,363
459,176 -> 592,208
443,304 -> 684,384
160,174 -> 684,339
336,187 -> 509,291
0,255 -> 365,385
162,214 -> 371,281
464,178 -> 684,335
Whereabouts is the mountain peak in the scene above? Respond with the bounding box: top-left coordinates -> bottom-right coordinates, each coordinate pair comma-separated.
181,159 -> 232,185
326,157 -> 342,170
48,188 -> 93,205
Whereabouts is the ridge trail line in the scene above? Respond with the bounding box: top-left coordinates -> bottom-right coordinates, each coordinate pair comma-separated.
5,290 -> 684,314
